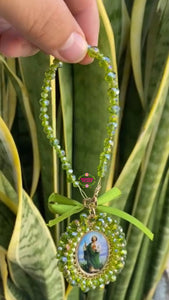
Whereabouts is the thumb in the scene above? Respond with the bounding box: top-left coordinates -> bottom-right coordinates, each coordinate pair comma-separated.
0,0 -> 88,62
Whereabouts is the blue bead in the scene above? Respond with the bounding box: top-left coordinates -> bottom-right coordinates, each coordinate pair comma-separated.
53,139 -> 59,146
103,56 -> 111,63
108,87 -> 119,97
113,88 -> 120,95
45,86 -> 51,91
95,226 -> 100,231
105,72 -> 116,81
43,114 -> 49,119
73,181 -> 79,187
108,270 -> 113,275
58,62 -> 63,68
109,140 -> 114,146
71,232 -> 78,237
105,154 -> 111,160
40,107 -> 47,113
99,212 -> 106,217
67,169 -> 73,174
98,218 -> 105,224
71,280 -> 76,286
58,247 -> 63,252
108,105 -> 120,114
80,213 -> 87,219
61,257 -> 67,263
56,145 -> 61,150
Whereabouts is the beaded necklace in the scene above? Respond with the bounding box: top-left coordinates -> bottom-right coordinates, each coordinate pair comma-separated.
39,46 -> 153,292
40,46 -> 119,189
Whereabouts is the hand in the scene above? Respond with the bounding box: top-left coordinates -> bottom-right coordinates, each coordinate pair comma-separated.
0,0 -> 99,64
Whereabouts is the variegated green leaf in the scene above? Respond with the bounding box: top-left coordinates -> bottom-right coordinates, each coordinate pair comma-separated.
0,171 -> 18,213
19,53 -> 55,221
144,171 -> 169,300
130,0 -> 146,107
66,286 -> 79,300
7,191 -> 64,300
112,69 -> 169,300
87,288 -> 105,300
146,0 -> 169,102
0,56 -> 40,198
0,201 -> 15,250
113,54 -> 169,211
0,248 -> 27,300
0,117 -> 22,200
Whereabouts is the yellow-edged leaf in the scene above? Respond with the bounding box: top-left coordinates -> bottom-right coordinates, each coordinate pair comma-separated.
0,55 -> 40,197
130,0 -> 146,107
7,191 -> 65,300
0,117 -> 22,200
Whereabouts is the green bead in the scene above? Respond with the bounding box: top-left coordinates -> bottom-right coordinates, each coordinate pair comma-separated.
41,120 -> 49,126
44,78 -> 50,85
39,113 -> 45,120
67,174 -> 76,183
108,105 -> 120,114
40,47 -> 120,182
56,145 -> 61,151
73,181 -> 79,187
63,268 -> 70,277
99,56 -> 111,68
108,87 -> 119,97
40,107 -> 48,113
62,162 -> 71,170
107,121 -> 117,129
61,156 -> 67,163
105,72 -> 116,83
58,150 -> 65,158
88,46 -> 100,58
39,99 -> 50,107
43,114 -> 49,120
47,132 -> 54,139
80,213 -> 88,221
99,284 -> 105,289
103,56 -> 111,63
45,86 -> 51,92
43,126 -> 53,134
97,169 -> 103,178
110,275 -> 117,282
121,249 -> 127,256
104,146 -> 112,154
50,139 -> 59,147
41,92 -> 48,98
67,169 -> 73,175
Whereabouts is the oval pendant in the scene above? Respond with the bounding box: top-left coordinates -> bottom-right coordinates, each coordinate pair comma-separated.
57,213 -> 127,292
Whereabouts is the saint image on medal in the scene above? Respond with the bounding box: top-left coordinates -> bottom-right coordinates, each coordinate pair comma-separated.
77,231 -> 109,274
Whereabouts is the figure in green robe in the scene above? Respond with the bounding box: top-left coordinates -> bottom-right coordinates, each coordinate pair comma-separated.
83,236 -> 102,273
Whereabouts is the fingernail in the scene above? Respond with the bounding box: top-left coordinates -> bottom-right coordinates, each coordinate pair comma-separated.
57,32 -> 88,63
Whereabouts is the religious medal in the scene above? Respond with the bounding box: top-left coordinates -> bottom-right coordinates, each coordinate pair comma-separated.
39,46 -> 153,292
57,212 -> 127,292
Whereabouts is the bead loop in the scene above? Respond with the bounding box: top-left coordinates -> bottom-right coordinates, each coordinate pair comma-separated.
40,46 -> 120,188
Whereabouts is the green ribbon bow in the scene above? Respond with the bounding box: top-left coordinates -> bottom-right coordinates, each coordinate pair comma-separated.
48,187 -> 154,240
